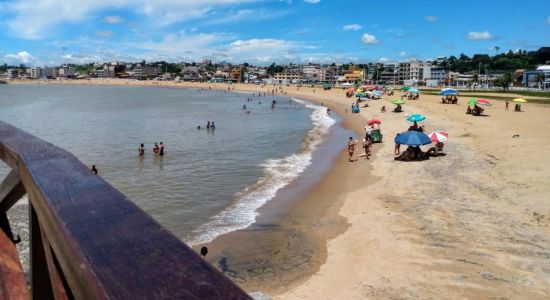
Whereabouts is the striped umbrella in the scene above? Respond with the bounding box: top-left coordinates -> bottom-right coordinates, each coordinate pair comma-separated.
468,98 -> 492,106
427,131 -> 448,142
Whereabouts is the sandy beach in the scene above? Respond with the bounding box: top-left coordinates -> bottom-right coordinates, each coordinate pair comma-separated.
7,79 -> 550,299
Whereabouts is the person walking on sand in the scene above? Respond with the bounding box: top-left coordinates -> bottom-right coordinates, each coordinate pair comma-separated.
347,137 -> 357,162
138,143 -> 145,156
505,101 -> 509,111
362,137 -> 371,160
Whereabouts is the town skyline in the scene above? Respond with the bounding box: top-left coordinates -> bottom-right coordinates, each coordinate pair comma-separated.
1,0 -> 549,66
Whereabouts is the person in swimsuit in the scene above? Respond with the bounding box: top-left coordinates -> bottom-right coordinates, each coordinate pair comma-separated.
138,143 -> 145,156
347,137 -> 356,162
153,143 -> 159,154
159,142 -> 164,156
206,121 -> 211,129
91,165 -> 98,174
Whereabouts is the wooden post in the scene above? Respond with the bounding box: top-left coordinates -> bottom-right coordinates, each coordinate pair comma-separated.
30,204 -> 55,300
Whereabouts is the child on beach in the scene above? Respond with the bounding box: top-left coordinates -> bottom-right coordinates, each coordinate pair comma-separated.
347,137 -> 357,162
362,137 -> 371,160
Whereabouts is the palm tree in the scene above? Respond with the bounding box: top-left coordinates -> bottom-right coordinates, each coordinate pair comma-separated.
495,46 -> 500,54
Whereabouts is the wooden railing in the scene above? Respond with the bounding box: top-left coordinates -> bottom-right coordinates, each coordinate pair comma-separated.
0,121 -> 250,299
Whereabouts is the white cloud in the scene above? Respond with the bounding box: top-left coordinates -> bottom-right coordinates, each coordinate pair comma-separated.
361,33 -> 379,44
343,24 -> 362,31
104,15 -> 123,24
225,39 -> 304,62
399,51 -> 406,57
468,31 -> 493,40
425,16 -> 437,22
2,0 -> 261,39
304,0 -> 320,3
378,57 -> 390,63
4,51 -> 38,65
96,31 -> 113,37
206,9 -> 288,25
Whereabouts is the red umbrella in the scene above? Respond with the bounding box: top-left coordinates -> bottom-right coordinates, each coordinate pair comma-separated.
477,99 -> 492,106
367,119 -> 381,125
427,131 -> 448,142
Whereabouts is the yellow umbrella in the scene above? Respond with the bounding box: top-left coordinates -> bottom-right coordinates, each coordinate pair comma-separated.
513,98 -> 527,103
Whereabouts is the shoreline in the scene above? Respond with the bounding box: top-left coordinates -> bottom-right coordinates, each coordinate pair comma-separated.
6,79 -> 550,299
6,79 -> 374,296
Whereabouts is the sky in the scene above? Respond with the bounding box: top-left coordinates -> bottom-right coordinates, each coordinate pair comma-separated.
0,0 -> 549,66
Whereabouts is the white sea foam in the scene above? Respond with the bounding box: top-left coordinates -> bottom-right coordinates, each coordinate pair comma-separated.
187,99 -> 335,245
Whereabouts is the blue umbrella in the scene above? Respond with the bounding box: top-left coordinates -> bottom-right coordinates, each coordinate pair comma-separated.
394,131 -> 432,146
406,114 -> 426,122
439,88 -> 458,95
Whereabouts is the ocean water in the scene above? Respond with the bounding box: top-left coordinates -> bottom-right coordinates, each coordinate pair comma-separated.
0,84 -> 337,244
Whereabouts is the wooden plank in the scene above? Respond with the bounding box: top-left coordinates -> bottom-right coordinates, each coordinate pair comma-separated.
0,120 -> 250,299
30,204 -> 56,300
40,224 -> 70,300
0,230 -> 29,299
0,170 -> 26,212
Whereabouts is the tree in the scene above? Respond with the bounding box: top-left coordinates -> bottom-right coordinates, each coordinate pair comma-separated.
470,72 -> 479,91
495,46 -> 500,54
494,72 -> 513,91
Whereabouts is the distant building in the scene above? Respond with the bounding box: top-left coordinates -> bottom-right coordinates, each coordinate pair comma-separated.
132,64 -> 161,80
399,60 -> 422,84
29,67 -> 54,79
302,64 -> 320,83
230,67 -> 244,82
6,69 -> 19,79
58,65 -> 76,77
274,71 -> 303,84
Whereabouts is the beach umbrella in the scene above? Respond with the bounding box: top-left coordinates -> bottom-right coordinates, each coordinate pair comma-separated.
513,98 -> 527,103
374,90 -> 382,96
468,98 -> 492,106
439,88 -> 458,95
395,131 -> 432,146
406,114 -> 426,122
400,86 -> 410,91
391,99 -> 404,105
367,119 -> 381,125
408,88 -> 420,94
356,93 -> 365,97
427,131 -> 448,143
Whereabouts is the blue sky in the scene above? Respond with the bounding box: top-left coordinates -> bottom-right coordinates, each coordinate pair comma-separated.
0,0 -> 549,66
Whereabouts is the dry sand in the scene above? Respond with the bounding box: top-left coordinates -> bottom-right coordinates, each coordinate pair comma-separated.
7,79 -> 550,299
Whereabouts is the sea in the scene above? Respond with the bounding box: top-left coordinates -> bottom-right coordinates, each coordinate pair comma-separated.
0,84 -> 344,245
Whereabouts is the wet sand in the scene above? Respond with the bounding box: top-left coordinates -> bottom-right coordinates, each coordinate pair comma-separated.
7,79 -> 550,299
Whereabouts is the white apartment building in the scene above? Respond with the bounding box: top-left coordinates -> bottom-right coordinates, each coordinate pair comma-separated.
302,64 -> 320,83
399,60 -> 422,84
29,67 -> 54,79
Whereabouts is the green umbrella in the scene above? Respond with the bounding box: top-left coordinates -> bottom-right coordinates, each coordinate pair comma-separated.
400,86 -> 410,91
356,93 -> 365,97
391,99 -> 404,105
467,99 -> 478,106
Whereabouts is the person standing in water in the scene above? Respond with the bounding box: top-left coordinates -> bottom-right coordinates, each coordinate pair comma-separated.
138,143 -> 145,156
206,121 -> 211,129
153,143 -> 159,154
91,165 -> 98,174
211,121 -> 216,129
159,142 -> 165,156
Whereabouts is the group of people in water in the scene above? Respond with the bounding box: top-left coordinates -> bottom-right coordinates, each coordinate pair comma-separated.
197,121 -> 216,130
138,142 -> 164,156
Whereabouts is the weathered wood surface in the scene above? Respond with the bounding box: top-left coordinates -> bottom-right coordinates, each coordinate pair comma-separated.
0,170 -> 26,212
0,121 -> 250,299
0,230 -> 29,299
